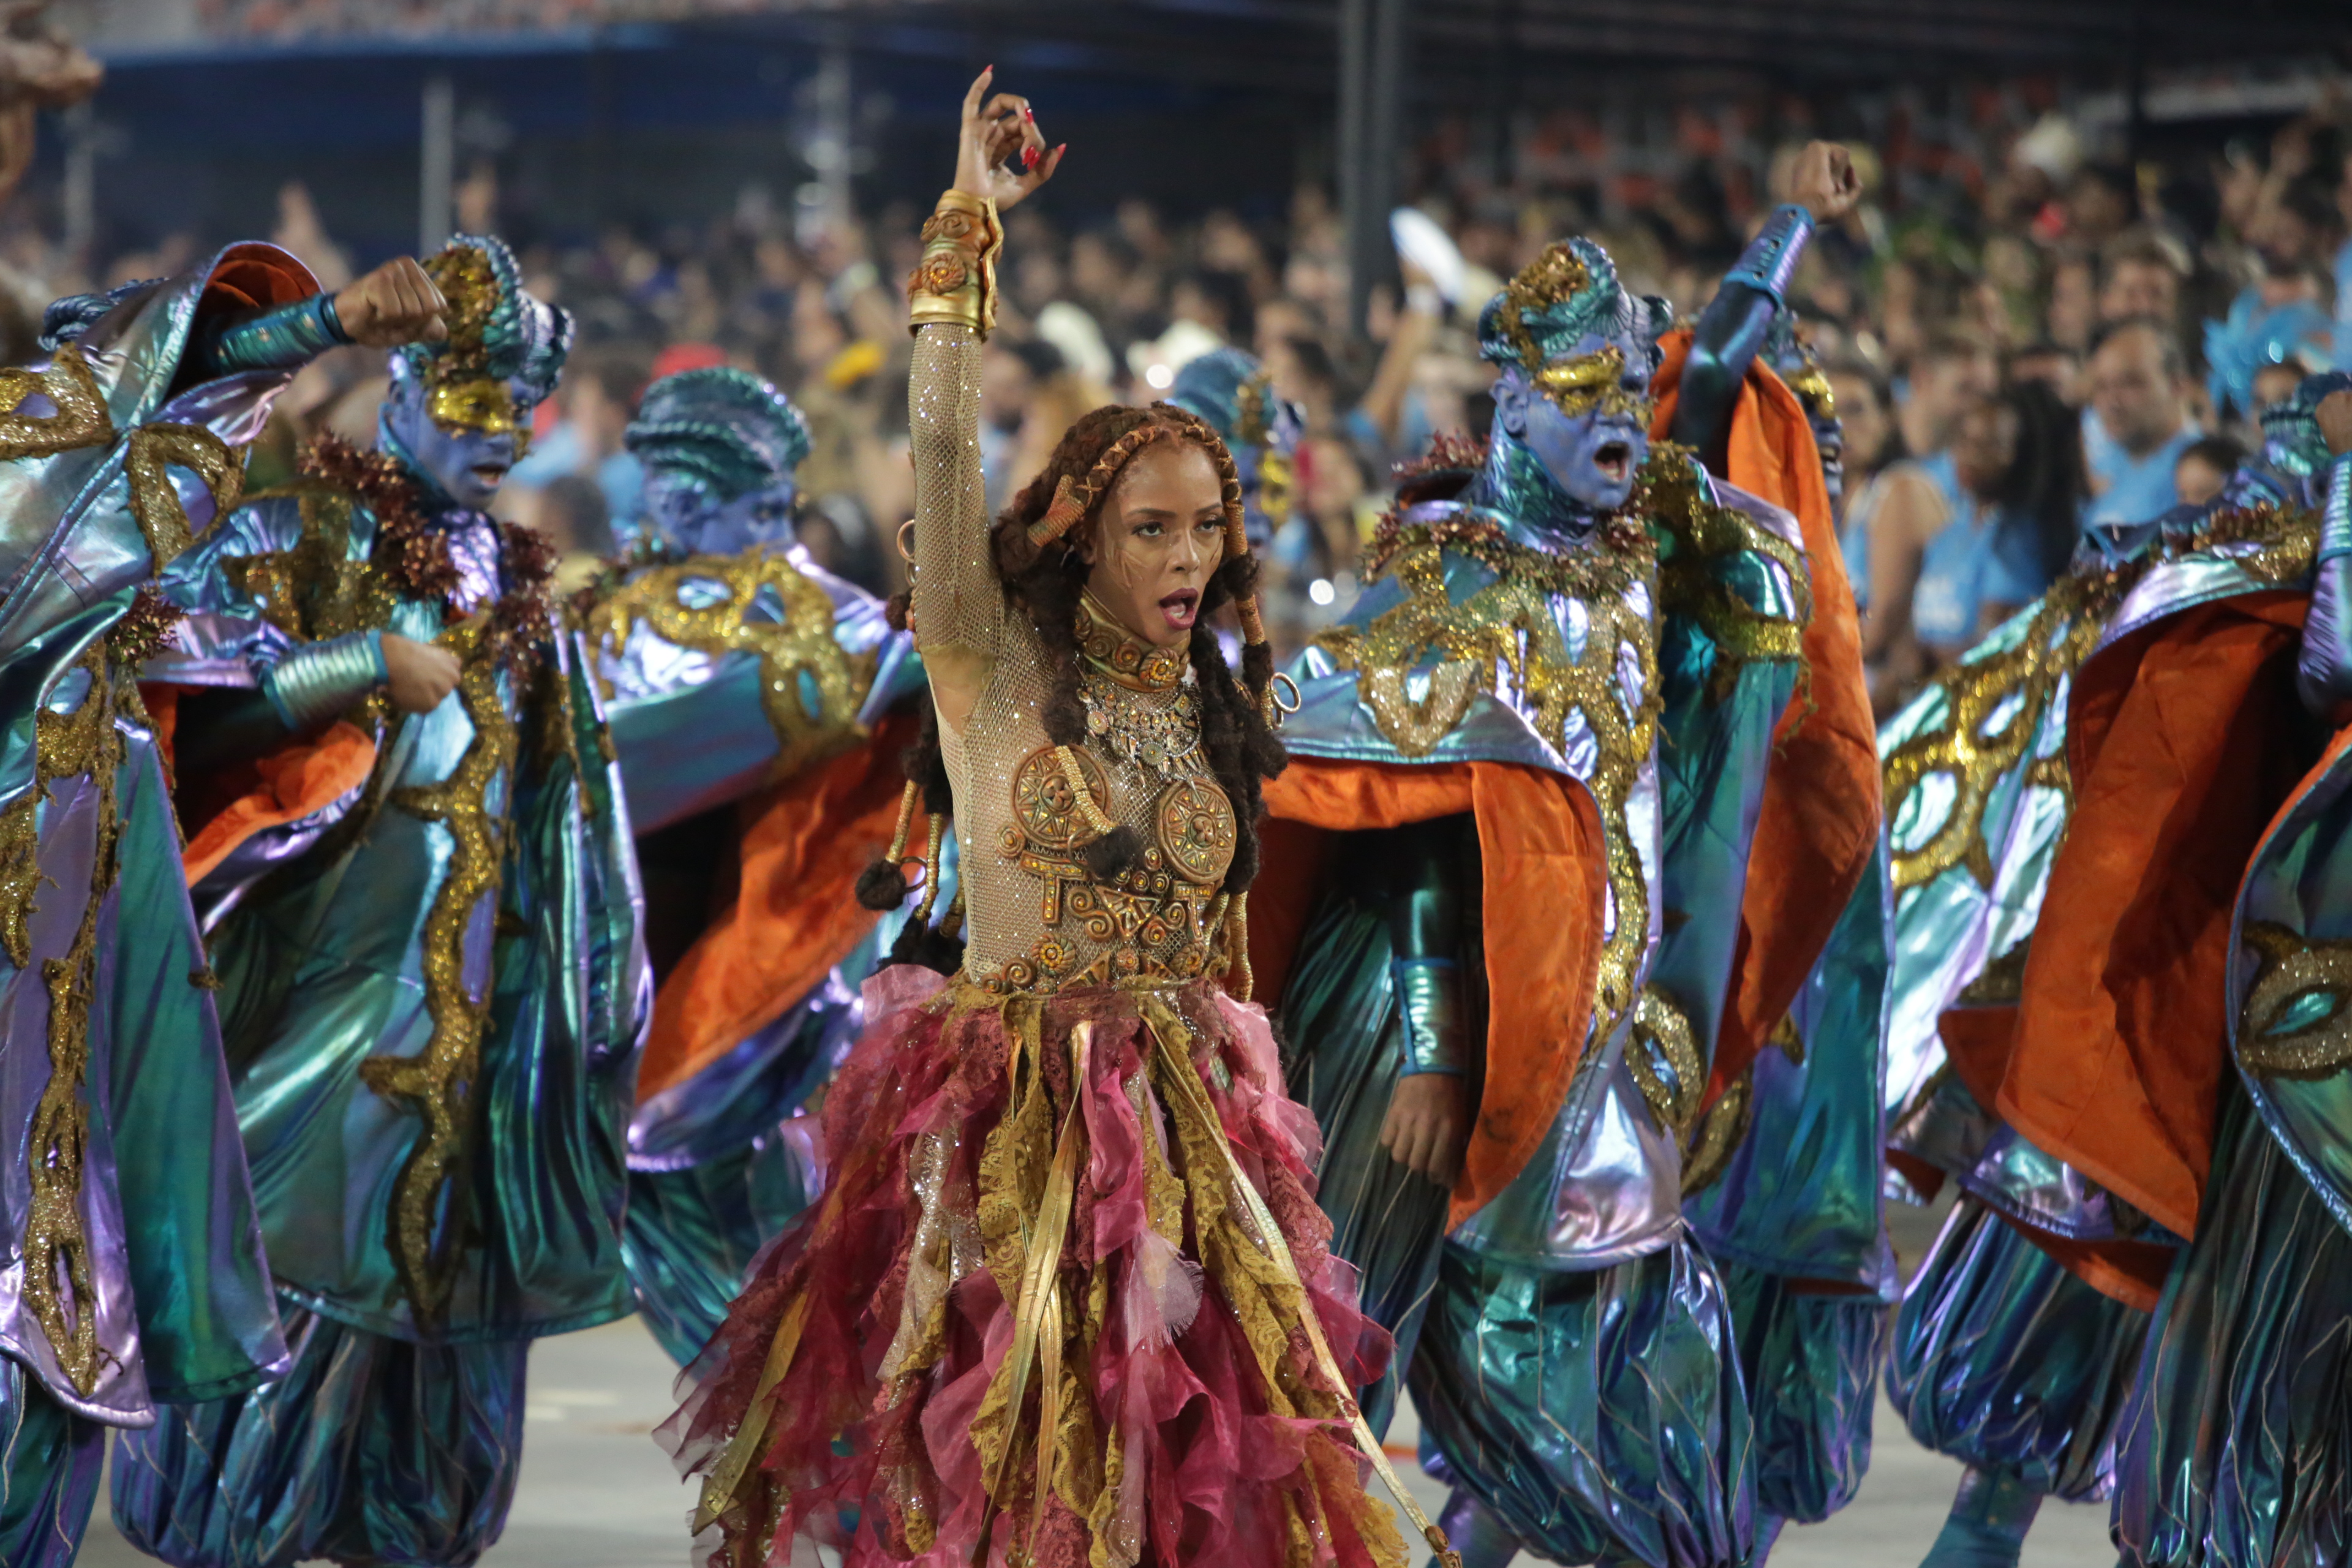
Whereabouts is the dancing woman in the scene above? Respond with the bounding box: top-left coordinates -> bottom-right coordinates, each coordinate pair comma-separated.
664,73 -> 1449,1568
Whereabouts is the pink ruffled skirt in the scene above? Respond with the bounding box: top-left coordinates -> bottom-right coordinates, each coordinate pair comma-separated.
662,967 -> 1405,1568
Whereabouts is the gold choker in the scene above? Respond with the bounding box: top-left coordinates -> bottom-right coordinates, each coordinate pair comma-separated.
1074,591 -> 1188,692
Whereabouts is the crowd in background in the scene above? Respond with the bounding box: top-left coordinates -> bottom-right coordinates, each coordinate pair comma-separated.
7,72 -> 2350,687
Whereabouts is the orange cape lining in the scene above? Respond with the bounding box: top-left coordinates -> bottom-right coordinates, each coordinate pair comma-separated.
636,710 -> 921,1103
1986,592 -> 2317,1306
1649,330 -> 1880,1102
1248,757 -> 1607,1231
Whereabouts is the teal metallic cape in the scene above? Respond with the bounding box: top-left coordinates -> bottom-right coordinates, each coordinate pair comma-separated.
584,539 -> 930,1365
143,478 -> 648,1344
113,462 -> 647,1568
1261,441 -> 1808,1566
1863,482 -> 2318,1498
0,258 -> 328,1396
0,243 -> 343,1565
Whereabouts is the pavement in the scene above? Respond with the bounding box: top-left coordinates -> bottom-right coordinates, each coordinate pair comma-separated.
77,1189 -> 2120,1566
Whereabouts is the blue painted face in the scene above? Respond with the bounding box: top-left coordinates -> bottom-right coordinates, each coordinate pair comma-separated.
1493,330 -> 1654,513
383,369 -> 538,512
646,470 -> 799,557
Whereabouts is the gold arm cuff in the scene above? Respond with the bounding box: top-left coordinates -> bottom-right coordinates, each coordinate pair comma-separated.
908,289 -> 987,334
906,190 -> 1003,339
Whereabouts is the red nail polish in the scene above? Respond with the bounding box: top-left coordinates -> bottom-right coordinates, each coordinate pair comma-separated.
1022,145 -> 1039,170
1023,107 -> 1036,123
984,62 -> 994,74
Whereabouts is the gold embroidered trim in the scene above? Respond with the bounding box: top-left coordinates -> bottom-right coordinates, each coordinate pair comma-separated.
580,547 -> 875,778
1316,503 -> 1662,1056
1627,984 -> 1705,1139
2239,921 -> 2352,1079
1,649 -> 135,1395
124,423 -> 245,571
1885,500 -> 2316,894
0,344 -> 112,461
1679,1071 -> 1752,1198
1645,447 -> 1811,703
357,614 -> 520,1325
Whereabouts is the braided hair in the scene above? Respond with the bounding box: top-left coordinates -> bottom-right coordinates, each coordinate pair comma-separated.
863,401 -> 1287,972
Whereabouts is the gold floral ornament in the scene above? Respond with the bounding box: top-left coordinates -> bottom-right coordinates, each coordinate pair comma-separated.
0,344 -> 113,462
1009,742 -> 1109,851
124,422 -> 245,570
2238,921 -> 2352,1078
581,548 -> 876,778
906,189 -> 1003,339
1154,777 -> 1236,886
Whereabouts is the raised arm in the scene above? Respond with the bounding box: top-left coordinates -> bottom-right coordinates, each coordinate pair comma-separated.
183,256 -> 450,381
2297,391 -> 2352,718
1670,141 -> 1862,472
905,69 -> 1065,731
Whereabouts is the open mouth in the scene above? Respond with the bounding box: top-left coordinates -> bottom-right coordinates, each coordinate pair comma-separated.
1594,441 -> 1632,485
469,462 -> 511,488
1158,589 -> 1199,631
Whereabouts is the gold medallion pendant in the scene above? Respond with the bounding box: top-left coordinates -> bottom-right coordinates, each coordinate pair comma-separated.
1154,777 -> 1236,886
1007,743 -> 1110,851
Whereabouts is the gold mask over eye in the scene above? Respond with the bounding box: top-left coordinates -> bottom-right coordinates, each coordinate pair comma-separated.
1787,363 -> 1838,420
1535,344 -> 1653,422
429,377 -> 524,439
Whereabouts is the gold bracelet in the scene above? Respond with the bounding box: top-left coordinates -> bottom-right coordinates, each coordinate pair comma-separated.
906,189 -> 1003,338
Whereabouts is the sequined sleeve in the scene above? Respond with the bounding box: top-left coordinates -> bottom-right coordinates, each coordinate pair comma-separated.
907,322 -> 1009,665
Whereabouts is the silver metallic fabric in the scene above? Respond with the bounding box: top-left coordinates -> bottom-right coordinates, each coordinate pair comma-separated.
1887,1195 -> 2148,1502
596,544 -> 920,835
111,1303 -> 527,1568
2111,1088 -> 2352,1567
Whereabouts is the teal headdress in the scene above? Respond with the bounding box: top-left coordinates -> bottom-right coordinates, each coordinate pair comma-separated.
1169,347 -> 1304,456
625,368 -> 812,500
401,232 -> 572,405
1477,236 -> 1671,377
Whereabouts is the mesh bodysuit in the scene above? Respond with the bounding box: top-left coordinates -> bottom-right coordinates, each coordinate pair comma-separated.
908,324 -> 1236,992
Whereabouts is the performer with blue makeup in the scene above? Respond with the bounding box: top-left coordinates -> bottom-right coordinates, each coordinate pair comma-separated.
1657,155 -> 1896,1561
1246,146 -> 1879,1568
108,233 -> 647,1568
1870,375 -> 2344,1568
0,238 -> 452,1566
577,366 -> 925,1367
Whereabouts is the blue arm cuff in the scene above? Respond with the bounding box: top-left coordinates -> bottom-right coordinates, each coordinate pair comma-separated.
1393,956 -> 1468,1077
193,291 -> 353,379
260,628 -> 386,731
1722,205 -> 1815,308
2318,454 -> 2352,565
